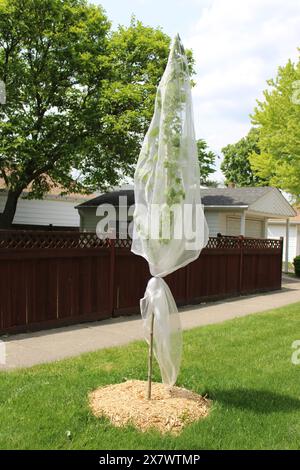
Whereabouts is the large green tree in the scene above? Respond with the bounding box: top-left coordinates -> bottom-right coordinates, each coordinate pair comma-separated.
0,0 -> 172,227
196,139 -> 218,186
250,56 -> 300,199
221,128 -> 267,187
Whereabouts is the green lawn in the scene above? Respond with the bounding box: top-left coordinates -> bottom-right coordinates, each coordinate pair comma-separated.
1,302 -> 300,450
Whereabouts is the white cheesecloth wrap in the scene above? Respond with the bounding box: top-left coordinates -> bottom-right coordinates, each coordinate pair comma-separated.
132,35 -> 209,385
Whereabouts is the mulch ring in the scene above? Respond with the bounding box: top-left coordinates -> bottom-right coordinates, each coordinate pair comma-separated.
89,379 -> 211,435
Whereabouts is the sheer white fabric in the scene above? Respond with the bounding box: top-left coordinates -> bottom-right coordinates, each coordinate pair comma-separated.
132,35 -> 209,386
140,277 -> 182,385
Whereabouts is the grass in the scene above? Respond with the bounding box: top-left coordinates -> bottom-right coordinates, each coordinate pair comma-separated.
1,302 -> 300,450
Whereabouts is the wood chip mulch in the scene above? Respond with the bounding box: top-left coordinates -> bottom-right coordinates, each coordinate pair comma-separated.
89,379 -> 211,435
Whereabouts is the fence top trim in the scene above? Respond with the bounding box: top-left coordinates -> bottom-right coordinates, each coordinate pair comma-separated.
0,230 -> 283,251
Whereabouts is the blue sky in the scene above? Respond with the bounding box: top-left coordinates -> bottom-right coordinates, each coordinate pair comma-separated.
94,0 -> 300,181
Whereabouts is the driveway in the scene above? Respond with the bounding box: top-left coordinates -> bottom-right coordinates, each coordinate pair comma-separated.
1,275 -> 300,370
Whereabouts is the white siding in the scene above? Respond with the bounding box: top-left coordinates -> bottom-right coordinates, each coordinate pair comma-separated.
77,204 -> 287,242
218,212 -> 227,234
205,209 -> 227,237
80,208 -> 231,237
0,193 -> 80,227
204,212 -> 263,238
79,208 -> 100,232
268,223 -> 298,261
80,208 -> 133,236
203,211 -> 219,236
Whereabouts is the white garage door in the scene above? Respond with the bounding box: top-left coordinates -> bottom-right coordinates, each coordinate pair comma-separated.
268,224 -> 297,261
245,219 -> 263,238
226,217 -> 241,236
226,217 -> 263,237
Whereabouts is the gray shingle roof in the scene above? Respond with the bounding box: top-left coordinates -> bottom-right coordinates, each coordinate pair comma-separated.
76,187 -> 273,208
200,187 -> 272,206
76,189 -> 134,208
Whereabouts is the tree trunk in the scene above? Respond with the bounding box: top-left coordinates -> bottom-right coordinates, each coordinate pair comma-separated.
0,189 -> 22,229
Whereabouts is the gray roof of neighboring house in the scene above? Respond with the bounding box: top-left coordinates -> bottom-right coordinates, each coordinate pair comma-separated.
200,187 -> 273,206
76,187 -> 273,209
76,189 -> 135,208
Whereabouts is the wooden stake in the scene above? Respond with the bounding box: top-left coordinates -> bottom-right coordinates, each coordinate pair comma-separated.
147,312 -> 155,400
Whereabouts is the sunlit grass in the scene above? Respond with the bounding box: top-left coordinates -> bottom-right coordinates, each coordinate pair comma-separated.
1,302 -> 300,449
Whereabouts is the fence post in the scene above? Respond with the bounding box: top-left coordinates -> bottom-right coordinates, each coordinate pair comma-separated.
239,235 -> 244,294
280,236 -> 284,283
109,238 -> 116,316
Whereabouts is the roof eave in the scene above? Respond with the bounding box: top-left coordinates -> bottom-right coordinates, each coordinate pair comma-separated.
204,205 -> 248,209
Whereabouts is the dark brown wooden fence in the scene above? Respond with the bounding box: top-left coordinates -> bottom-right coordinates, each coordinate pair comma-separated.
0,230 -> 283,335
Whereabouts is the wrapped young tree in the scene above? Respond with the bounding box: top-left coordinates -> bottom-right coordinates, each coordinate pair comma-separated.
132,35 -> 209,397
89,37 -> 211,432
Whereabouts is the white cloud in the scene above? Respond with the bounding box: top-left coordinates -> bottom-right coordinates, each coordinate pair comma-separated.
186,0 -> 300,178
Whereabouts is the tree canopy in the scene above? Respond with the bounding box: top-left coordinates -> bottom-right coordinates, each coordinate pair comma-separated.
221,128 -> 268,187
250,55 -> 300,199
0,0 -> 176,227
196,139 -> 218,187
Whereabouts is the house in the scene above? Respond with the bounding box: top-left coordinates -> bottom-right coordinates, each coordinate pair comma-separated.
76,186 -> 296,269
200,186 -> 295,237
0,187 -> 96,230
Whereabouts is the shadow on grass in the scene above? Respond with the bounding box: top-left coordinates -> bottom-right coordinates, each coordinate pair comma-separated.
211,388 -> 300,414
